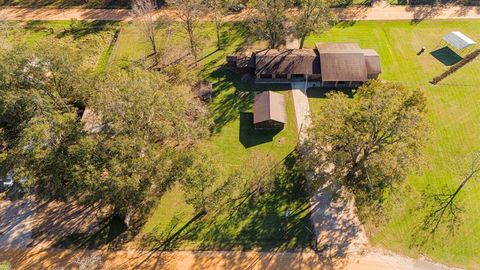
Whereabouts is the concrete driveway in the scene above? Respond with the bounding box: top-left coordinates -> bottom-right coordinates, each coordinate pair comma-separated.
0,198 -> 34,248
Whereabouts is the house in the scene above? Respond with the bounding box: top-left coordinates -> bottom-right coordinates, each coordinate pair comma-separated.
254,49 -> 321,80
253,91 -> 287,130
251,42 -> 382,87
316,42 -> 381,87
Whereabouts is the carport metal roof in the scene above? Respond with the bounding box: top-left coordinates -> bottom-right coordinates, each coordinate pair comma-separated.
442,32 -> 476,50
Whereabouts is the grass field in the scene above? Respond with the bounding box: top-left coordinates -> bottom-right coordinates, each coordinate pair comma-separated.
305,20 -> 480,269
3,21 -> 118,71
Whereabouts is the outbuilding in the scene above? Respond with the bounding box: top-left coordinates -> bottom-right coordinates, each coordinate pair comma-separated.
253,91 -> 287,130
442,32 -> 477,52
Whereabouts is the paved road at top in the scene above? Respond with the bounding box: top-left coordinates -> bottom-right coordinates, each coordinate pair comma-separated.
1,5 -> 480,21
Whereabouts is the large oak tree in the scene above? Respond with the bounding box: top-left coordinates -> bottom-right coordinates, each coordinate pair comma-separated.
303,80 -> 429,204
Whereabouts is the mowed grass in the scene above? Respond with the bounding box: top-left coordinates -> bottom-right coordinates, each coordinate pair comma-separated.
3,20 -> 118,70
113,23 -> 312,250
305,20 -> 480,268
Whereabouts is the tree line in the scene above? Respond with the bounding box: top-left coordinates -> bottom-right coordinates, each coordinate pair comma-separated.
132,0 -> 337,63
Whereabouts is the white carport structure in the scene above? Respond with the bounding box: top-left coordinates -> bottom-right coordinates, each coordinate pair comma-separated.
442,31 -> 477,52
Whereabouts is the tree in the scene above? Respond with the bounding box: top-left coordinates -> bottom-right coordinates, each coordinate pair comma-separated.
132,0 -> 159,56
227,151 -> 277,201
206,0 -> 228,50
74,67 -> 211,224
0,40 -> 211,226
0,261 -> 10,270
251,0 -> 290,49
180,153 -> 220,213
295,0 -> 336,49
169,0 -> 206,62
0,40 -> 88,199
303,80 -> 429,204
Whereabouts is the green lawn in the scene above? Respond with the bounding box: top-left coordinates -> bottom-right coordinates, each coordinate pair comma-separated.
305,20 -> 480,269
3,20 -> 119,71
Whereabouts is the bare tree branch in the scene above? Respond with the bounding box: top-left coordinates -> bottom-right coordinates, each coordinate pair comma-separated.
169,0 -> 206,63
132,0 -> 158,56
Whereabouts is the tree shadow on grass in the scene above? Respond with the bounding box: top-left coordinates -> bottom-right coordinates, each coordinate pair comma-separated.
55,21 -> 119,40
209,68 -> 254,133
134,212 -> 206,269
51,215 -> 127,250
430,47 -> 463,66
239,112 -> 281,148
145,152 -> 315,252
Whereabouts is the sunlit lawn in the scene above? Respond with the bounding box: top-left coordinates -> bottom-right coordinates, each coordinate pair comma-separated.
305,20 -> 480,269
3,21 -> 118,71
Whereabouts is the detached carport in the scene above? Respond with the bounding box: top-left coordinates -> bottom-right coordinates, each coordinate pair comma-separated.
442,32 -> 477,53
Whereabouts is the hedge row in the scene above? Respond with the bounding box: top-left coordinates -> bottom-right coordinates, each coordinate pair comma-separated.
430,49 -> 480,85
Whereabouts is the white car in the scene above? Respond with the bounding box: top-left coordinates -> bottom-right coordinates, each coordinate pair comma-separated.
2,174 -> 14,188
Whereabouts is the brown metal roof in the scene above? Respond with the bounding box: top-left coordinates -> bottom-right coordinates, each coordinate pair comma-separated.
362,49 -> 382,75
316,42 -> 362,53
316,42 -> 368,82
255,49 -> 320,75
253,91 -> 287,124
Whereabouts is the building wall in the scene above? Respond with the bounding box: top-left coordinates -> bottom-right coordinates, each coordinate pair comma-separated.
255,73 -> 321,81
254,120 -> 285,130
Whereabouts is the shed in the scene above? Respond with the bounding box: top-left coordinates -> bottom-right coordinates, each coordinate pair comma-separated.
192,80 -> 213,101
442,32 -> 477,51
253,91 -> 286,130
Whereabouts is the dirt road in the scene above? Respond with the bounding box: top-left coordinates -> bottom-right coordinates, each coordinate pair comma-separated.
0,247 -> 462,270
1,5 -> 480,22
